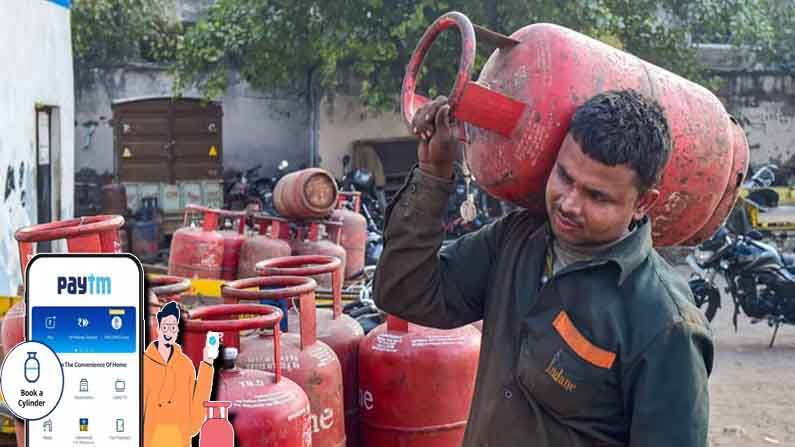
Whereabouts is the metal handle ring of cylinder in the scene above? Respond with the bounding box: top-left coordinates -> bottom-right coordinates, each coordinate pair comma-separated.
222,276 -> 318,349
186,303 -> 284,382
400,11 -> 477,130
147,274 -> 192,302
255,255 -> 344,318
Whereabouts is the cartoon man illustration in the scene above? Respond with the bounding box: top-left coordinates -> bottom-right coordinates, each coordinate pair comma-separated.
143,300 -> 216,447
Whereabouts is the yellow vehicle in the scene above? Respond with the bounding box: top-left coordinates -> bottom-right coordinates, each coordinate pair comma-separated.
738,187 -> 795,233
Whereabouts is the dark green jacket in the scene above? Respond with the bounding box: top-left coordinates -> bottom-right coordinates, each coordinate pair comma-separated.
374,167 -> 714,447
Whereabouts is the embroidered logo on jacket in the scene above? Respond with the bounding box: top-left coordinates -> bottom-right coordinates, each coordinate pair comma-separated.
544,350 -> 577,392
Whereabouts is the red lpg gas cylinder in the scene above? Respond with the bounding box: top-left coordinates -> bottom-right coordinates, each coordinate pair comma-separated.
290,221 -> 347,289
237,215 -> 292,279
199,401 -> 234,447
4,214 -> 125,447
359,316 -> 481,447
217,209 -> 247,280
330,192 -> 367,280
274,168 -> 339,220
184,304 -> 313,447
682,120 -> 750,245
257,255 -> 365,447
168,204 -> 225,279
146,274 -> 192,344
223,276 -> 347,447
402,12 -> 750,246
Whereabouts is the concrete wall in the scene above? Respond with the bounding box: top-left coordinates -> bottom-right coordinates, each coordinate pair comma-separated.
718,73 -> 795,169
75,68 -> 310,176
0,0 -> 75,295
318,95 -> 409,178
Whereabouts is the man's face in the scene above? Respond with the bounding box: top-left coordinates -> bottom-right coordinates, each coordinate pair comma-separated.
158,315 -> 179,347
545,134 -> 659,247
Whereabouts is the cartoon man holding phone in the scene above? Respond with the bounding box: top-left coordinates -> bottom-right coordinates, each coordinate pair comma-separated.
143,300 -> 218,447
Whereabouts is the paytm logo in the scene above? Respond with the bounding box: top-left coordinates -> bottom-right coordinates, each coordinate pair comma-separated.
57,275 -> 112,295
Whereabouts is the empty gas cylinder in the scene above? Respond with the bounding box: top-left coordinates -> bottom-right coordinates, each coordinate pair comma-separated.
257,255 -> 365,447
146,274 -> 191,344
274,168 -> 339,219
359,316 -> 481,446
168,204 -> 225,279
184,304 -> 313,447
329,192 -> 367,279
237,214 -> 292,279
217,209 -> 247,280
401,12 -> 749,246
223,276 -> 346,447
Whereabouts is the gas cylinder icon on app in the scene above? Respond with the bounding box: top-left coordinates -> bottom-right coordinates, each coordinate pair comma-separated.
199,401 -> 234,447
24,352 -> 40,383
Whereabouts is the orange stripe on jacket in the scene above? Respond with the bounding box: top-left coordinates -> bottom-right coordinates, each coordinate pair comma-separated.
553,311 -> 616,369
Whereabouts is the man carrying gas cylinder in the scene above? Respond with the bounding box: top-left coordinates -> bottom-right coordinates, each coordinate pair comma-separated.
374,90 -> 713,446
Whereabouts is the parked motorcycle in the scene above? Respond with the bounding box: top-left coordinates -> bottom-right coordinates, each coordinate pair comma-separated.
338,155 -> 386,230
223,160 -> 292,214
342,265 -> 385,334
687,225 -> 795,347
337,156 -> 385,266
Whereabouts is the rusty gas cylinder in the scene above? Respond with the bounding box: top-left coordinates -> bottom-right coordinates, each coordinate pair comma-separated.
217,209 -> 247,280
329,192 -> 367,279
223,276 -> 347,447
274,168 -> 339,219
289,221 -> 346,289
681,120 -> 750,244
168,204 -> 225,279
237,214 -> 292,279
359,315 -> 481,446
146,274 -> 191,344
5,214 -> 125,447
402,12 -> 749,246
257,255 -> 365,447
184,304 -> 313,447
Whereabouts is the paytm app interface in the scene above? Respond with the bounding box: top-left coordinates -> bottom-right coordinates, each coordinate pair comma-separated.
27,256 -> 141,446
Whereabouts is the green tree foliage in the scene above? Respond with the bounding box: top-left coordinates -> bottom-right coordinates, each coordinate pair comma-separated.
72,0 -> 784,109
71,0 -> 181,83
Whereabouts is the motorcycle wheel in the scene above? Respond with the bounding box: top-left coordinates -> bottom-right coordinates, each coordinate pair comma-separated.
700,286 -> 721,322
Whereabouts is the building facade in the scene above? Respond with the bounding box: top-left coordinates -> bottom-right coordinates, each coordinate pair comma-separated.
0,0 -> 75,295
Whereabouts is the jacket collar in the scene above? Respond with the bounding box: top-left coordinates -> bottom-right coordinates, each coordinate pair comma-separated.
541,217 -> 653,286
145,341 -> 180,365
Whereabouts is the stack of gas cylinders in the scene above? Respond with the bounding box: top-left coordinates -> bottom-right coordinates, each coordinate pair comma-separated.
180,260 -> 482,447
167,167 -> 368,284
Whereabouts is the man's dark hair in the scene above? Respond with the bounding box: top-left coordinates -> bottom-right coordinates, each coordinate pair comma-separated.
568,89 -> 672,193
156,301 -> 180,324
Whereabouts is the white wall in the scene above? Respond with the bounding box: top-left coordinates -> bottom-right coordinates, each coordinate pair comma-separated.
0,1 -> 75,295
318,95 -> 409,177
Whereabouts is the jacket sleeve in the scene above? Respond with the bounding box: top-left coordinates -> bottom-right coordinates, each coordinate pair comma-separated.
373,166 -> 508,329
188,361 -> 214,437
623,320 -> 714,447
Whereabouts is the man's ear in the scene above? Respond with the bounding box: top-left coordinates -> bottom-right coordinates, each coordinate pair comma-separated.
633,188 -> 660,221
